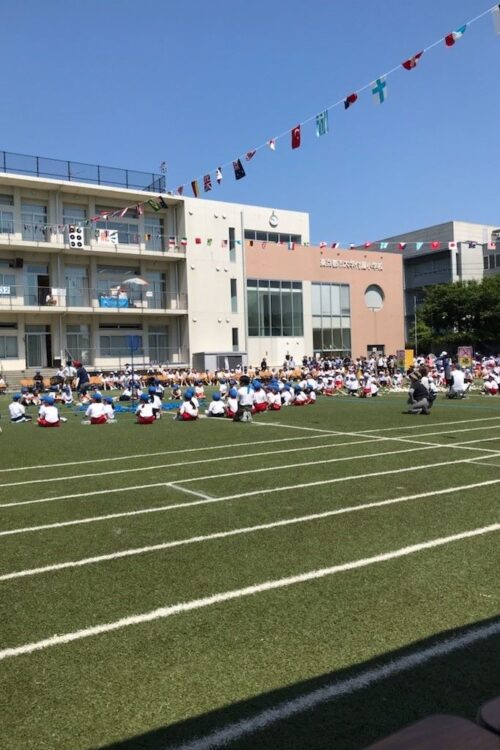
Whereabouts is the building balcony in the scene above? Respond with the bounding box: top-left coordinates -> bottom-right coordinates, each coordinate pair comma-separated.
0,286 -> 188,314
0,224 -> 187,259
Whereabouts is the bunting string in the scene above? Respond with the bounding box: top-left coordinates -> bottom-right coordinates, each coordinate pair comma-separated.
173,3 -> 500,196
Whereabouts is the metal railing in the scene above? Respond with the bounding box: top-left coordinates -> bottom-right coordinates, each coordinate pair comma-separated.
0,223 -> 187,255
0,285 -> 188,311
0,150 -> 165,192
61,347 -> 190,370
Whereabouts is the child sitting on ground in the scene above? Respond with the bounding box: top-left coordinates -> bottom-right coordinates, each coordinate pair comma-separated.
226,387 -> 238,418
175,391 -> 199,421
84,393 -> 108,424
9,393 -> 32,422
252,382 -> 268,413
136,393 -> 156,424
206,392 -> 226,417
38,396 -> 66,427
104,396 -> 116,421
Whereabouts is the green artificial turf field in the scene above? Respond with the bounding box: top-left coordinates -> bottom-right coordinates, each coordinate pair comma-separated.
0,392 -> 499,750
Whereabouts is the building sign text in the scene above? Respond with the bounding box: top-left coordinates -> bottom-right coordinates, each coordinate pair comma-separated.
320,259 -> 383,271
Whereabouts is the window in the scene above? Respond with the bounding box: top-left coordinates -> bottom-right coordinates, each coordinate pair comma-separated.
230,278 -> 238,313
63,205 -> 87,224
489,255 -> 495,270
21,202 -> 48,241
0,196 -> 14,234
232,327 -> 239,351
364,284 -> 385,311
483,256 -> 489,270
311,283 -> 351,355
246,279 -> 303,336
96,207 -> 139,245
99,334 -> 143,357
229,227 -> 236,263
144,216 -> 164,251
65,266 -> 89,306
496,254 -> 500,268
0,335 -> 18,358
0,271 -> 16,297
148,326 -> 168,363
244,229 -> 303,244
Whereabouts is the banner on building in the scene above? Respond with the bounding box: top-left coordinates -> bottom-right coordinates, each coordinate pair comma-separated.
457,345 -> 473,369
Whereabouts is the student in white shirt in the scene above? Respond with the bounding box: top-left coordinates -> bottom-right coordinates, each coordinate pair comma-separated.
104,397 -> 116,421
268,386 -> 282,411
252,382 -> 268,413
234,375 -> 254,422
226,387 -> 238,418
293,385 -> 308,405
148,386 -> 163,419
206,392 -> 226,417
85,393 -> 108,424
9,394 -> 32,422
447,365 -> 467,399
176,392 -> 199,421
38,396 -> 64,427
136,394 -> 156,424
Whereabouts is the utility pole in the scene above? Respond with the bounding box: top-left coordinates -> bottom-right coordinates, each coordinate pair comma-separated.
414,294 -> 418,356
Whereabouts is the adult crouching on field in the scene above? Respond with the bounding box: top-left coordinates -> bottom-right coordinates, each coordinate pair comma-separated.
405,372 -> 432,415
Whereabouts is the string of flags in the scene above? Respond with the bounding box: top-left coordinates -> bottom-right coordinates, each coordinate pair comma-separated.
171,3 -> 500,197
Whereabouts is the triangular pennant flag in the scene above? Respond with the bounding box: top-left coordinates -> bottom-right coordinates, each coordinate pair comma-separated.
372,77 -> 387,104
380,242 -> 388,249
191,180 -> 200,198
291,125 -> 301,149
158,196 -> 168,209
492,4 -> 500,34
135,204 -> 144,217
216,168 -> 223,184
430,241 -> 440,249
118,207 -> 129,218
402,51 -> 424,70
445,25 -> 467,47
416,242 -> 424,250
344,93 -> 358,109
176,186 -> 184,196
233,159 -> 246,180
245,150 -> 256,161
399,242 -> 407,250
203,174 -> 212,192
315,111 -> 329,137
448,241 -> 457,249
147,200 -> 161,212
268,139 -> 276,150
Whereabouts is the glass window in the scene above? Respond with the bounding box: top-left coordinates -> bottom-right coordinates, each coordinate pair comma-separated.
244,230 -> 256,240
0,272 -> 16,296
229,227 -> 236,263
144,216 -> 164,251
247,284 -> 258,336
0,209 -> 14,234
21,202 -> 48,241
0,335 -> 18,358
148,326 -> 168,363
364,284 -> 385,311
65,265 -> 89,306
63,205 -> 87,224
496,254 -> 500,268
340,285 -> 350,315
247,280 -> 303,337
311,283 -> 351,355
230,278 -> 238,313
99,334 -> 143,357
483,256 -> 489,270
232,327 -> 239,350
489,255 -> 495,270
0,194 -> 13,205
256,231 -> 267,241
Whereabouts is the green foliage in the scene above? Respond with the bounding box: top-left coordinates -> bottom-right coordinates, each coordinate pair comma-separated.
419,276 -> 500,350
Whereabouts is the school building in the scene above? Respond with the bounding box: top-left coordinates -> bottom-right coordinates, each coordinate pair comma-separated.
0,150 -> 405,374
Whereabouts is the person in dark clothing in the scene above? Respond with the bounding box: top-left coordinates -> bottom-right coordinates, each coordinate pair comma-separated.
405,373 -> 432,414
74,360 -> 90,394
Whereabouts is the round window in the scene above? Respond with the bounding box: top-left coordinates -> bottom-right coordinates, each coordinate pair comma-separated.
364,284 -> 385,311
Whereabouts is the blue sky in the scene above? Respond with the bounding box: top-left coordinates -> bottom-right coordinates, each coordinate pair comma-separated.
2,0 -> 499,243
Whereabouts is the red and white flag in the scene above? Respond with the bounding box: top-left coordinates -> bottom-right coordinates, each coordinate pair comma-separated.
402,51 -> 424,70
268,139 -> 276,151
399,242 -> 407,250
430,241 -> 440,250
245,150 -> 256,161
448,241 -> 457,249
487,241 -> 496,250
216,168 -> 223,184
291,125 -> 301,149
319,241 -> 327,248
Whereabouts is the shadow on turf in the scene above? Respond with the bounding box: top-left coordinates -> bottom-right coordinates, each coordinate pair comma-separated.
97,615 -> 500,750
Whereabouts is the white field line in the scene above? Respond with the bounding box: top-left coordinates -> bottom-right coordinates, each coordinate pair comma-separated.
0,455 -> 494,538
169,484 -> 214,501
2,424 -> 500,495
0,414 -> 497,477
0,437 -> 381,491
0,522 -> 498,661
168,620 -> 500,750
0,437 -> 488,511
466,458 -> 500,469
3,478 -> 500,583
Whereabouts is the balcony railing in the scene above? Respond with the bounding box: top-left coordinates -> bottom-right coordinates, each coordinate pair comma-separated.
0,223 -> 187,255
64,347 -> 190,369
0,150 -> 165,192
0,285 -> 188,312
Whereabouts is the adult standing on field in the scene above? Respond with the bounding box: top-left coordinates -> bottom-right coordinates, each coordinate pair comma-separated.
74,360 -> 90,395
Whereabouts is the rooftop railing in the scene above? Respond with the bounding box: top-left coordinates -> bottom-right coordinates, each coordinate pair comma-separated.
0,150 -> 165,192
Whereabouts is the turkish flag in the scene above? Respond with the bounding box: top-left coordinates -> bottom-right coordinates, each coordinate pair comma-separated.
291,125 -> 301,149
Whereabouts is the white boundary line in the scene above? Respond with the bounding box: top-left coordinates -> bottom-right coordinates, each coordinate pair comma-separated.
0,522 -> 498,661
168,619 -> 500,750
0,414 -> 498,476
0,455 -> 495,538
2,478 -> 500,582
1,425 -> 500,494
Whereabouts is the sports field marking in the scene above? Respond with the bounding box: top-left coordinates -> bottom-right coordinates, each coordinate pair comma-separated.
466,458 -> 500,469
168,619 -> 500,750
0,522 -> 498,661
2,425 -> 499,494
2,478 -> 500,582
0,454 -> 495,538
169,484 -> 214,501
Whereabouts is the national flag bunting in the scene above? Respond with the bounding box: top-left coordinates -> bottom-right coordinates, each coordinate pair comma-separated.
380,242 -> 388,250
430,241 -> 440,249
399,242 -> 407,250
331,242 -> 340,249
291,125 -> 301,149
268,139 -> 276,151
372,77 -> 387,104
288,241 -> 295,251
315,111 -> 329,137
207,238 -> 213,246
448,242 -> 457,249
445,25 -> 467,47
176,186 -> 184,196
487,241 -> 496,250
117,207 -> 129,218
191,180 -> 200,198
203,174 -> 212,192
195,237 -> 202,244
168,236 -> 175,248
364,242 -> 372,248
245,150 -> 256,161
158,196 -> 168,209
180,237 -> 188,246
233,159 -> 246,180
147,200 -> 161,212
416,242 -> 424,250
319,241 -> 327,248
216,168 -> 223,184
402,51 -> 424,70
468,241 -> 477,248
344,93 -> 358,109
135,204 -> 144,217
